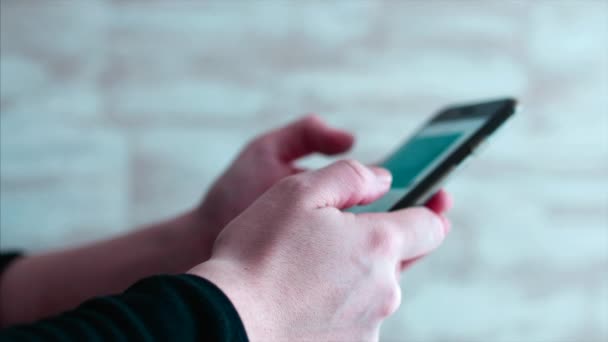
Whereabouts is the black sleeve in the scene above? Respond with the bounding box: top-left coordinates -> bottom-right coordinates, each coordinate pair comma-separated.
0,251 -> 22,275
0,274 -> 249,342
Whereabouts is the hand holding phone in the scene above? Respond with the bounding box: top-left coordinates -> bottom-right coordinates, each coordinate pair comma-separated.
350,98 -> 517,213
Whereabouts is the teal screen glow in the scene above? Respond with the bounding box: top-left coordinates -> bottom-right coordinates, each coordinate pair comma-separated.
349,131 -> 462,213
382,133 -> 462,189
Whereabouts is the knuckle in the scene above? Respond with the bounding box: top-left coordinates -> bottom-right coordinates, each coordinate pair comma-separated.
243,136 -> 272,159
275,175 -> 312,203
376,281 -> 401,319
249,134 -> 273,151
366,223 -> 398,257
301,113 -> 321,126
336,159 -> 369,187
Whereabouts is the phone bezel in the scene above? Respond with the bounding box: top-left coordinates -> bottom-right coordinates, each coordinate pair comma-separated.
388,98 -> 517,210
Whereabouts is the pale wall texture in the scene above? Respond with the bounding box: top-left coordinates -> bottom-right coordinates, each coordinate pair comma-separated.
1,1 -> 607,341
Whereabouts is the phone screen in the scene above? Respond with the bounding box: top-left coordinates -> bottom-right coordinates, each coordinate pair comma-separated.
349,118 -> 486,213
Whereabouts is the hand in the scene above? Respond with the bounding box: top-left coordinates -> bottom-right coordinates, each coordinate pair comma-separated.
194,115 -> 354,258
189,159 -> 451,341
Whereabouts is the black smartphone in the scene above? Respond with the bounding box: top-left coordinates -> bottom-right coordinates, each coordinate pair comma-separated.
350,98 -> 517,213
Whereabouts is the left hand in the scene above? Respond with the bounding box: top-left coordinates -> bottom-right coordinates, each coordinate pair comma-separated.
194,114 -> 355,256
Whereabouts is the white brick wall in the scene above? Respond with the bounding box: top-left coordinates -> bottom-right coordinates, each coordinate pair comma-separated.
1,1 -> 607,340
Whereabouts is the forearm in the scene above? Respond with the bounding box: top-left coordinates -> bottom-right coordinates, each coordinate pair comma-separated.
0,209 -> 215,327
0,274 -> 248,341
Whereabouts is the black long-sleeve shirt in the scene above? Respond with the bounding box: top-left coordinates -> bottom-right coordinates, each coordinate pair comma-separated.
0,253 -> 249,341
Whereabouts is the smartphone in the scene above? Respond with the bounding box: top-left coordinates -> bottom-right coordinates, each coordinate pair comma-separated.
349,98 -> 517,213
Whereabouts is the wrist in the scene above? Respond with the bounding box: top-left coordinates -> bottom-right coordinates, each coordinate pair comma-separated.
188,260 -> 277,341
175,208 -> 217,263
148,208 -> 216,273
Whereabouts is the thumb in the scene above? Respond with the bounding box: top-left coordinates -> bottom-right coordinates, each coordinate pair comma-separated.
299,159 -> 392,209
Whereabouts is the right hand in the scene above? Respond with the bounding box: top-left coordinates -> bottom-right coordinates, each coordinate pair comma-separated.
189,159 -> 450,341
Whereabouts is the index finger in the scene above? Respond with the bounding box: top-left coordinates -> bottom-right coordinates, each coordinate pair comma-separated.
360,207 -> 447,263
265,115 -> 354,162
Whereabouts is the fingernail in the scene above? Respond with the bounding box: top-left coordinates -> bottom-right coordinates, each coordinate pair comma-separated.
369,166 -> 392,185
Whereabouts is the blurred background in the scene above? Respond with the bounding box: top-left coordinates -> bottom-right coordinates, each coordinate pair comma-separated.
1,1 -> 607,341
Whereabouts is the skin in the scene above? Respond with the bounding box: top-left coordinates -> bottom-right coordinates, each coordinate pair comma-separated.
0,115 -> 452,333
189,160 -> 451,341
